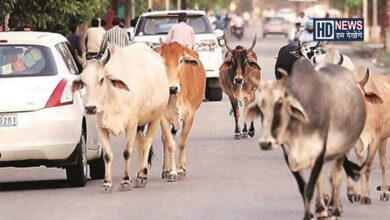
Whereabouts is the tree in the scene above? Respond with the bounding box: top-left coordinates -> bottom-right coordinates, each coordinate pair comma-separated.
2,0 -> 109,35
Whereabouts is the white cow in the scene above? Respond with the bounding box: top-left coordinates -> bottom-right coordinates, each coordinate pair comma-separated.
72,43 -> 170,193
313,47 -> 356,72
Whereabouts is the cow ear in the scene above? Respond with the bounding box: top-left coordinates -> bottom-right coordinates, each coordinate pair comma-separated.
107,77 -> 129,91
287,95 -> 309,123
72,77 -> 84,92
154,47 -> 162,55
245,102 -> 261,122
276,67 -> 288,86
289,51 -> 302,58
365,92 -> 383,104
182,48 -> 201,65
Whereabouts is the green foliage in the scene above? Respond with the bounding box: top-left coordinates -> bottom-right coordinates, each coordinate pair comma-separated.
329,0 -> 363,11
2,0 -> 109,35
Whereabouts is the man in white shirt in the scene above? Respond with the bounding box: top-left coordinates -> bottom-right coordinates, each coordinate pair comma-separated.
166,13 -> 196,49
99,17 -> 131,53
299,19 -> 315,44
85,18 -> 105,60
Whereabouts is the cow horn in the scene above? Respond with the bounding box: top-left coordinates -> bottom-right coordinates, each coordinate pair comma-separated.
159,38 -> 165,46
101,48 -> 111,66
359,68 -> 370,88
314,41 -> 321,49
224,34 -> 234,52
247,34 -> 257,52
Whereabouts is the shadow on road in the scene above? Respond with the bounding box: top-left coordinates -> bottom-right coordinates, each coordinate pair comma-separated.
0,179 -> 70,192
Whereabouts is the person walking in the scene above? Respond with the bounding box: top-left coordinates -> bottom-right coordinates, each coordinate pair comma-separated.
85,18 -> 105,59
99,17 -> 130,52
166,13 -> 196,49
67,25 -> 83,57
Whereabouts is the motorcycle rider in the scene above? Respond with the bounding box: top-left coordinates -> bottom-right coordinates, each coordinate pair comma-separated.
289,22 -> 302,42
299,19 -> 315,43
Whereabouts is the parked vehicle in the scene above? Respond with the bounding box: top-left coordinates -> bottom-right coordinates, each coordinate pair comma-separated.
0,32 -> 104,187
262,16 -> 290,38
133,10 -> 224,101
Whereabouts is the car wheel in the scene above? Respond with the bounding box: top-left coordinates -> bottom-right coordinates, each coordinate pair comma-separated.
90,151 -> 105,180
66,129 -> 88,187
206,87 -> 223,101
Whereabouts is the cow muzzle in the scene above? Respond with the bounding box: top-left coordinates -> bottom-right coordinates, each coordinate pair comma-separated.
258,137 -> 278,151
169,86 -> 180,95
234,78 -> 244,85
85,105 -> 97,115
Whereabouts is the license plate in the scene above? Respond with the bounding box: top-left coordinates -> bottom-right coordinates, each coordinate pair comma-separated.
0,114 -> 17,127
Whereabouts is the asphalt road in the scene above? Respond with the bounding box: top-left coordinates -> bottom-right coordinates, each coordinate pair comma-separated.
1,23 -> 390,220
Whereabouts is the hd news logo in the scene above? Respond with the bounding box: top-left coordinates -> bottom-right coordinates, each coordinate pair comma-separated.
313,18 -> 364,41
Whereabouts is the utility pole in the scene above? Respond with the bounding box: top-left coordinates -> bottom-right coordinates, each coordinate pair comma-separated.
131,0 -> 135,19
371,0 -> 381,43
166,0 -> 170,10
148,0 -> 153,9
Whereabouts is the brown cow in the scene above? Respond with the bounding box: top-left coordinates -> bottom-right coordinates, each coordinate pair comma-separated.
155,40 -> 206,180
346,67 -> 389,204
219,35 -> 261,139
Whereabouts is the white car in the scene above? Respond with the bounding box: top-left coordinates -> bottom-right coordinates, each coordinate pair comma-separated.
132,10 -> 224,101
0,32 -> 104,187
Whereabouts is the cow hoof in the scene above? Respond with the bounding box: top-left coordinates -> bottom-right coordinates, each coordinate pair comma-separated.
119,180 -> 132,191
233,133 -> 241,140
302,212 -> 313,220
101,184 -> 113,194
134,177 -> 147,188
167,173 -> 178,182
315,203 -> 325,214
380,192 -> 390,201
162,171 -> 170,179
241,132 -> 248,139
178,169 -> 187,180
248,131 -> 255,138
332,209 -> 341,218
360,197 -> 371,205
347,193 -> 360,203
377,185 -> 390,191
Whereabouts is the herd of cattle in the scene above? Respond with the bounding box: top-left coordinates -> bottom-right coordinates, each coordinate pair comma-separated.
71,35 -> 389,219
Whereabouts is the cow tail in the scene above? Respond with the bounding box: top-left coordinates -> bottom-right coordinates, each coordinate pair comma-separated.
343,145 -> 370,181
148,145 -> 154,166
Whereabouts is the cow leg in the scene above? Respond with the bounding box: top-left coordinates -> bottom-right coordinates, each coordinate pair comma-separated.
161,116 -> 178,181
315,172 -> 329,218
98,126 -> 113,193
241,98 -> 251,139
328,158 -> 344,218
378,139 -> 389,201
303,140 -> 326,220
282,145 -> 306,201
228,95 -> 241,140
162,140 -> 170,179
119,123 -> 137,191
361,141 -> 378,205
177,112 -> 195,179
135,118 -> 161,188
346,141 -> 364,203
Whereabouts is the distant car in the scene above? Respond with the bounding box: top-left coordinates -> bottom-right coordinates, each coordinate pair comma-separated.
133,10 -> 224,101
262,16 -> 290,38
0,32 -> 104,187
277,8 -> 296,23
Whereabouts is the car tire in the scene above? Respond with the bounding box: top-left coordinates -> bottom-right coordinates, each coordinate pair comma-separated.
66,129 -> 88,187
90,151 -> 105,180
206,87 -> 223,101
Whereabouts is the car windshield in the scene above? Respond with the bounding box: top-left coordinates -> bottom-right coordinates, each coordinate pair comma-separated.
265,17 -> 285,22
136,15 -> 213,36
0,45 -> 57,78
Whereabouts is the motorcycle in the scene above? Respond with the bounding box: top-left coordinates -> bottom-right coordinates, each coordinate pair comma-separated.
231,25 -> 244,40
